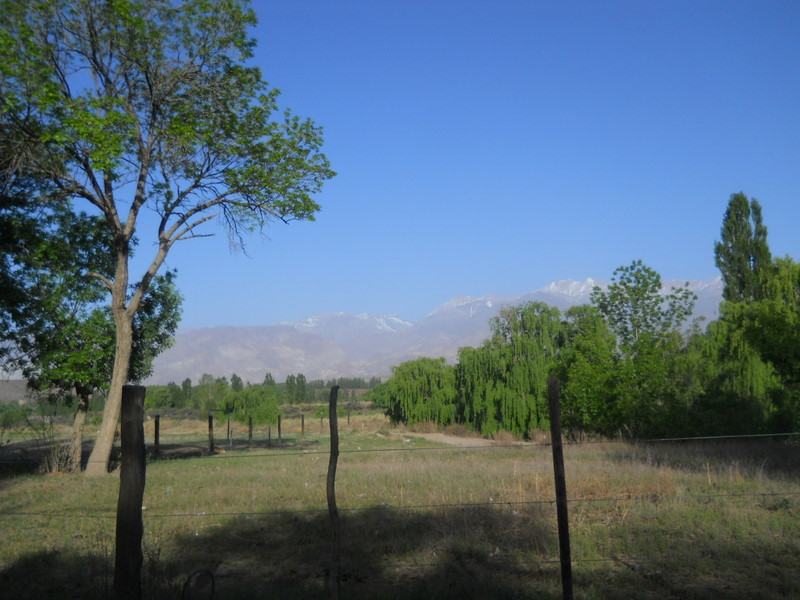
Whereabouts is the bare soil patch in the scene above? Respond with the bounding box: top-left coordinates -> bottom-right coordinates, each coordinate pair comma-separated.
408,432 -> 495,447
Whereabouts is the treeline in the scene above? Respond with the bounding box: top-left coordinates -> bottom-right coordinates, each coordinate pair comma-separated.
145,372 -> 381,421
367,194 -> 800,440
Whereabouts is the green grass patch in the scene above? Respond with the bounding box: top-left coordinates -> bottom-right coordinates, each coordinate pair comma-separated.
1,420 -> 799,599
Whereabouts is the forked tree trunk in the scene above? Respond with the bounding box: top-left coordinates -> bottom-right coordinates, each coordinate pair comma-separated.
85,302 -> 134,476
85,230 -> 166,476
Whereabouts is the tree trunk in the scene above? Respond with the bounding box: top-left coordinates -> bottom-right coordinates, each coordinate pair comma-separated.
86,296 -> 134,476
63,391 -> 90,473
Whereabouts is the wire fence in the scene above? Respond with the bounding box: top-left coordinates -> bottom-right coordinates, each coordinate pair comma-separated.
2,405 -> 800,598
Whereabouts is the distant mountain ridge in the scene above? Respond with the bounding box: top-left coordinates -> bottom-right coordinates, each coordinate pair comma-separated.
146,276 -> 723,385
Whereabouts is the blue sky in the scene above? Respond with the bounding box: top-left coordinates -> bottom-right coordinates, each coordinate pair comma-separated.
158,0 -> 800,328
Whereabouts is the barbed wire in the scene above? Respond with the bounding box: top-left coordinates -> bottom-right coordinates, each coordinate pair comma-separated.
30,428 -> 791,466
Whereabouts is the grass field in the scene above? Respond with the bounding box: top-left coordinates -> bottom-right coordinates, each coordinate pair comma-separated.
1,409 -> 799,599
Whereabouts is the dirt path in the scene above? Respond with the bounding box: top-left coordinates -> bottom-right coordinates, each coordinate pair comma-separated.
406,432 -> 494,447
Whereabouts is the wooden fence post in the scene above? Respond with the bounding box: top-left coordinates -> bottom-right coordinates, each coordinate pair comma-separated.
114,385 -> 146,600
248,416 -> 253,447
326,386 -> 341,599
153,414 -> 160,459
548,377 -> 574,600
301,413 -> 305,438
208,414 -> 215,454
278,415 -> 282,444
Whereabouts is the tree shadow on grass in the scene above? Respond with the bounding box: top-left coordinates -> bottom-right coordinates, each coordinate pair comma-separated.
161,503 -> 562,600
149,435 -> 322,460
606,438 -> 800,481
0,504 -> 561,600
3,496 -> 799,599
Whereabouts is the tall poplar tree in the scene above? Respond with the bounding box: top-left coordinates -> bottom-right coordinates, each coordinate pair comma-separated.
714,192 -> 772,303
0,0 -> 334,474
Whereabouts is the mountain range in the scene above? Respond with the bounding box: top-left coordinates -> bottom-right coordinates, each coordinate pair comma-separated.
145,277 -> 724,386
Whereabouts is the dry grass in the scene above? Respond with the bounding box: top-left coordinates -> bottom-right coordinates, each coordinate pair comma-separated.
1,412 -> 799,599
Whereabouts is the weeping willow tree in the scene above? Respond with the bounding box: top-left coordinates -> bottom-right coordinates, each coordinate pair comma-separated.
457,302 -> 564,438
228,384 -> 280,427
680,315 -> 780,435
372,357 -> 457,426
716,257 -> 800,431
456,344 -> 507,436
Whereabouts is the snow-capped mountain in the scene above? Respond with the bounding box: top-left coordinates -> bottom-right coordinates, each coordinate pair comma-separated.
539,277 -> 607,299
146,277 -> 723,385
277,313 -> 413,347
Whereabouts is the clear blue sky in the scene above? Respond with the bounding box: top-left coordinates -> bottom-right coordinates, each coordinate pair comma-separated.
156,0 -> 800,328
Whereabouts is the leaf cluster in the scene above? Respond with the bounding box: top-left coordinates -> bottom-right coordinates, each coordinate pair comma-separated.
0,0 -> 335,258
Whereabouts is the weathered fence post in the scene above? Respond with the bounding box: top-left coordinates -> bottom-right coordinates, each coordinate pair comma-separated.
114,385 -> 146,600
208,414 -> 215,454
153,414 -> 160,459
326,386 -> 341,599
278,414 -> 282,444
301,413 -> 305,438
268,426 -> 272,446
248,416 -> 253,448
548,377 -> 574,600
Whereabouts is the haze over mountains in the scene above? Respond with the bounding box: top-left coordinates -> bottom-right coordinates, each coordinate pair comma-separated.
145,277 -> 724,386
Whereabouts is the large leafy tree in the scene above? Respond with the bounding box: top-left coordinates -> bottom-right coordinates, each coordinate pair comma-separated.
1,192 -> 181,470
725,257 -> 800,429
457,302 -> 563,437
229,384 -> 280,427
0,0 -> 334,474
710,195 -> 797,431
591,260 -> 696,357
373,357 -> 457,427
683,315 -> 780,435
591,261 -> 696,436
27,273 -> 181,471
553,304 -> 617,437
714,192 -> 772,303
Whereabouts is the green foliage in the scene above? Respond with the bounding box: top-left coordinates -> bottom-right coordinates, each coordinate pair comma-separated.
0,193 -> 110,373
373,357 -> 457,426
359,196 -> 800,440
1,0 -> 334,471
144,382 -> 184,410
0,401 -> 24,434
307,376 -> 382,390
718,257 -> 800,430
0,187 -> 180,397
0,0 -> 334,247
588,261 -> 698,437
456,302 -> 563,437
679,319 -> 779,435
591,260 -> 696,357
181,378 -> 193,405
714,192 -> 772,303
736,257 -> 800,386
228,384 -> 280,426
554,305 -> 617,435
